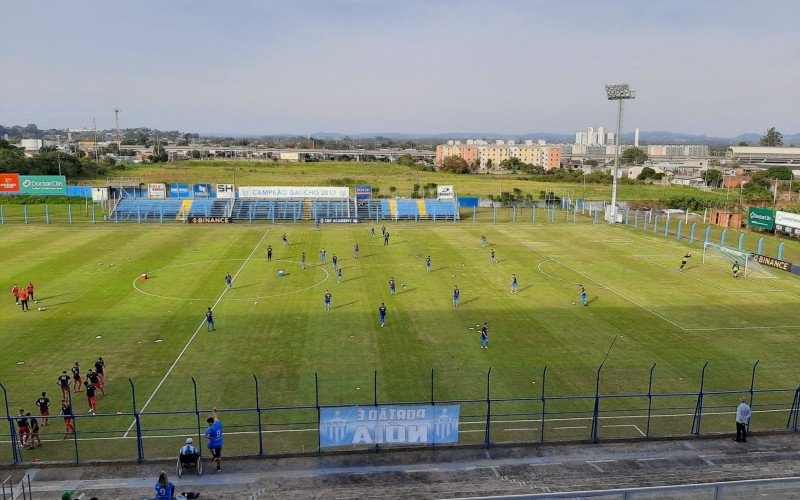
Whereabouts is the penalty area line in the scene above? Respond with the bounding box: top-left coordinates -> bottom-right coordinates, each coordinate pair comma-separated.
122,228 -> 270,437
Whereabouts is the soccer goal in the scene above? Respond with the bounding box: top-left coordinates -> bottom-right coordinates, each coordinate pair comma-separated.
702,242 -> 775,278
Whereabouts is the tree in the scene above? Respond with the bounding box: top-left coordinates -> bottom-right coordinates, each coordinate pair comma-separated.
752,165 -> 792,181
151,144 -> 168,163
584,159 -> 599,166
620,147 -> 648,165
389,186 -> 397,197
738,141 -> 748,146
636,166 -> 656,180
701,168 -> 723,187
760,127 -> 783,147
485,159 -> 493,169
396,154 -> 415,167
440,155 -> 470,174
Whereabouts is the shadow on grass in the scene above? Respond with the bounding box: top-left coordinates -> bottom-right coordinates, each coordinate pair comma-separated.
335,301 -> 359,309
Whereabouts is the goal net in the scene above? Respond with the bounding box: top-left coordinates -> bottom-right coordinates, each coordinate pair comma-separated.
702,242 -> 775,278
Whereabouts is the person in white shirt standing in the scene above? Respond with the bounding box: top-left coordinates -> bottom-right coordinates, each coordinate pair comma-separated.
735,398 -> 751,443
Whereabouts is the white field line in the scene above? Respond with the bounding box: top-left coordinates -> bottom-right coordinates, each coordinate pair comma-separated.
122,228 -> 270,437
603,424 -> 647,437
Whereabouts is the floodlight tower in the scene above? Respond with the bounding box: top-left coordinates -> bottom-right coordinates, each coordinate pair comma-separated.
114,108 -> 121,152
605,84 -> 636,223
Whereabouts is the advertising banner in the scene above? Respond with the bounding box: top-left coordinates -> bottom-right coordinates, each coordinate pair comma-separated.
355,185 -> 372,200
19,175 -> 67,195
437,185 -> 454,199
193,183 -> 213,199
216,183 -> 235,199
319,404 -> 460,448
748,207 -> 774,231
238,186 -> 350,199
775,211 -> 800,236
148,183 -> 166,200
169,184 -> 190,198
91,187 -> 110,201
189,216 -> 232,224
755,254 -> 794,274
319,218 -> 360,224
0,174 -> 20,193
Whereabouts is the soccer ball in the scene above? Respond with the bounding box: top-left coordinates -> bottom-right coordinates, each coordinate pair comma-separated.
571,301 -> 576,306
452,274 -> 456,278
254,301 -> 258,305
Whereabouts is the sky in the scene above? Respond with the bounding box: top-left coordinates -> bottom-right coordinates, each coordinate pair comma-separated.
1,0 -> 798,137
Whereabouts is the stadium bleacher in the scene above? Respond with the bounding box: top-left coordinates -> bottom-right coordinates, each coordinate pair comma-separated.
233,200 -> 304,221
113,199 -> 183,221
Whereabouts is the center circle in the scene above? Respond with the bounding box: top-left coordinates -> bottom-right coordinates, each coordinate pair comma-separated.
132,258 -> 329,302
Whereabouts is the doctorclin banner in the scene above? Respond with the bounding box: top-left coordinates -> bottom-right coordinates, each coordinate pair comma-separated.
319,404 -> 460,448
19,175 -> 67,195
747,207 -> 774,231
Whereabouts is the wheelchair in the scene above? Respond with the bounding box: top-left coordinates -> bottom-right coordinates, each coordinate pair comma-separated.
177,452 -> 202,477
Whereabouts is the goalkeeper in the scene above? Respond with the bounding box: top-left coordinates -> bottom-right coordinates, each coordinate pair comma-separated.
732,261 -> 741,279
679,252 -> 692,271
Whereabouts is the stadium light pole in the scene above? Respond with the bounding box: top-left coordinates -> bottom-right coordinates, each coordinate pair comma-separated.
605,84 -> 636,223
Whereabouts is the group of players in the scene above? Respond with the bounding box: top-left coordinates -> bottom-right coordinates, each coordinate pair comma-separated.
11,282 -> 36,311
679,252 -> 742,278
15,358 -> 108,449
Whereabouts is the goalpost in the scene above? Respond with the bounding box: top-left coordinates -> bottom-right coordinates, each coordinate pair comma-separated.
702,242 -> 775,278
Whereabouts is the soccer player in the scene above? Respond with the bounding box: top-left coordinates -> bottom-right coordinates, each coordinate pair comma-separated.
426,256 -> 432,273
300,252 -> 306,270
384,231 -> 390,246
370,227 -> 376,239
480,323 -> 489,350
87,369 -> 105,396
679,252 -> 692,271
453,285 -> 460,307
282,233 -> 289,246
84,381 -> 97,414
511,274 -> 518,293
36,392 -> 50,426
12,283 -> 20,304
203,407 -> 223,472
18,287 -> 29,311
95,357 -> 106,383
57,371 -> 71,400
332,254 -> 338,270
733,261 -> 741,279
27,413 -> 41,449
381,225 -> 387,236
379,303 -> 387,327
267,245 -> 273,262
71,362 -> 82,392
26,282 -> 35,302
324,290 -> 332,311
354,243 -> 359,259
321,248 -> 327,264
579,284 -> 588,306
490,248 -> 496,264
319,249 -> 324,263
225,272 -> 232,289
388,278 -> 396,296
16,409 -> 30,447
206,307 -> 215,332
481,235 -> 487,247
337,268 -> 343,283
61,400 -> 74,439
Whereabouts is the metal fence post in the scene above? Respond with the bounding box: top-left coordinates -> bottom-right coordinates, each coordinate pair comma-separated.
532,206 -> 536,223
676,220 -> 683,240
430,369 -> 435,405
720,228 -> 727,247
540,366 -> 547,443
45,205 -> 50,224
191,377 -> 203,457
23,204 -> 28,224
129,379 -> 144,462
512,205 -> 516,223
690,222 -> 696,244
643,212 -> 649,231
254,375 -> 263,457
777,242 -> 784,260
704,226 -> 711,246
0,382 -> 21,465
492,206 -> 496,223
374,370 -> 380,452
625,208 -> 630,225
653,215 -> 659,234
591,363 -> 603,443
691,362 -> 709,436
472,206 -> 476,223
757,237 -> 764,255
484,367 -> 492,447
68,204 -> 73,224
0,205 -> 4,224
749,360 -> 759,433
738,233 -> 745,252
788,387 -> 800,431
664,216 -> 670,236
68,384 -> 80,463
646,364 -> 656,438
315,372 -> 321,454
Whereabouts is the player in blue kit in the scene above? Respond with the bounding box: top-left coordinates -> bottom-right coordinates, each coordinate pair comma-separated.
337,268 -> 343,282
579,284 -> 588,306
324,290 -> 332,311
203,407 -> 223,472
490,248 -> 496,264
480,323 -> 489,349
332,254 -> 338,270
426,256 -> 432,273
481,235 -> 487,247
452,285 -> 460,307
282,233 -> 288,246
379,303 -> 387,327
510,274 -> 518,293
206,307 -> 215,331
389,278 -> 396,296
354,243 -> 359,259
224,272 -> 232,289
300,252 -> 306,270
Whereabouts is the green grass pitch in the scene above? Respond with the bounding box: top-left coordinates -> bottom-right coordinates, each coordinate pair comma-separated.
1,220 -> 799,461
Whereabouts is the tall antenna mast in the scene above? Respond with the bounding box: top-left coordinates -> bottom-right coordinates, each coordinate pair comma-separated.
114,108 -> 121,153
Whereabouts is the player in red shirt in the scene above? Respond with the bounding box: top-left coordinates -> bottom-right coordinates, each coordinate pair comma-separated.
84,381 -> 98,414
11,284 -> 20,304
87,369 -> 105,396
25,282 -> 35,302
71,362 -> 82,392
57,371 -> 71,400
18,289 -> 29,311
61,400 -> 74,439
16,409 -> 30,447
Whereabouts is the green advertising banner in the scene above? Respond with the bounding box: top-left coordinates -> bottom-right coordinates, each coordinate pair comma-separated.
748,207 -> 774,231
19,175 -> 67,195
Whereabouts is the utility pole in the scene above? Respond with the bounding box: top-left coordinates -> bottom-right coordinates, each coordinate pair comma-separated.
93,117 -> 98,160
115,108 -> 121,153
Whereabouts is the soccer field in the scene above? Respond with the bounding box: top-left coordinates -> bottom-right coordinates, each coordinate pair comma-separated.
1,220 -> 799,462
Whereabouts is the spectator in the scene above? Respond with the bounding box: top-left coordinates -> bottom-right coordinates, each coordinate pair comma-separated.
154,471 -> 175,500
735,397 -> 752,443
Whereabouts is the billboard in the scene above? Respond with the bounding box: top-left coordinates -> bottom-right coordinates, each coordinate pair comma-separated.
0,174 -> 20,193
776,211 -> 800,236
189,216 -> 232,224
91,188 -> 110,201
355,185 -> 372,200
193,184 -> 213,198
216,183 -> 235,199
747,207 -> 774,231
437,185 -> 454,199
319,404 -> 460,448
148,183 -> 166,199
169,184 -> 190,198
238,186 -> 349,199
19,175 -> 67,195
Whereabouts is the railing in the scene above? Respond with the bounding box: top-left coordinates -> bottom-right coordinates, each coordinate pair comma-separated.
1,364 -> 798,465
